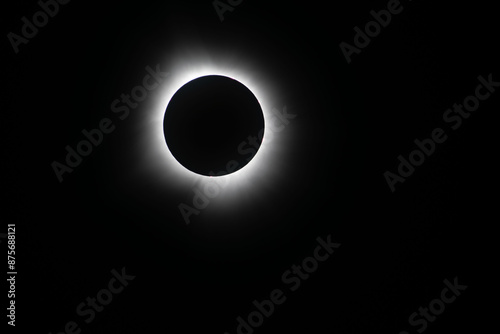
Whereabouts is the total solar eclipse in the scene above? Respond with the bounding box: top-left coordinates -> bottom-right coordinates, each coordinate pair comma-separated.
163,75 -> 265,176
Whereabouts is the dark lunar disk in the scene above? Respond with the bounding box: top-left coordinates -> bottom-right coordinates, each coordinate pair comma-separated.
163,75 -> 264,176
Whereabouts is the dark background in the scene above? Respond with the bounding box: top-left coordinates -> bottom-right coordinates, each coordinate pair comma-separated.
2,0 -> 496,333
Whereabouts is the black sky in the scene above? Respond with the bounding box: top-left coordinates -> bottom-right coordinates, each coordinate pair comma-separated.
2,1 -> 497,333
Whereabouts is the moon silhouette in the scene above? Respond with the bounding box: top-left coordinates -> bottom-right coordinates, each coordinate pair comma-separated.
163,75 -> 265,176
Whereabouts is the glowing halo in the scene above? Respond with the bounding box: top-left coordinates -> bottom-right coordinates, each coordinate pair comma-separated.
130,45 -> 295,209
